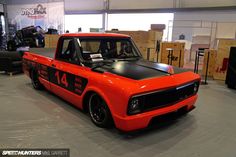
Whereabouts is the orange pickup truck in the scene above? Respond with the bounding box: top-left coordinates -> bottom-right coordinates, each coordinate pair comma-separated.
23,33 -> 200,131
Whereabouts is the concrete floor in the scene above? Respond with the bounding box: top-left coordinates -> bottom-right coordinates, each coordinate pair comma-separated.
0,73 -> 236,157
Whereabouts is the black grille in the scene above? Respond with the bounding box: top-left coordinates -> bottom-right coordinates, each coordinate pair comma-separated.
141,81 -> 199,111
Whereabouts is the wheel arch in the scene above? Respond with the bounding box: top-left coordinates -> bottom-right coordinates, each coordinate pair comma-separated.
82,88 -> 113,115
82,90 -> 96,113
29,67 -> 37,79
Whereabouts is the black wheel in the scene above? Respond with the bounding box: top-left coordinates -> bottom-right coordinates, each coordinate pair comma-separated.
31,70 -> 43,90
88,93 -> 113,128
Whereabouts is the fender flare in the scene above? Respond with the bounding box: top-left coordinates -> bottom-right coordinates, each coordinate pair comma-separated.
82,86 -> 115,117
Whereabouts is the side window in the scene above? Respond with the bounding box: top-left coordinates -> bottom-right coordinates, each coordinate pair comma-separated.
56,38 -> 79,63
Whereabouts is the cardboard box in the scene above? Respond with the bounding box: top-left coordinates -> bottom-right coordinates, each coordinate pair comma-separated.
213,39 -> 236,80
106,30 -> 163,62
202,49 -> 217,77
150,24 -> 166,32
45,34 -> 60,48
160,42 -> 185,67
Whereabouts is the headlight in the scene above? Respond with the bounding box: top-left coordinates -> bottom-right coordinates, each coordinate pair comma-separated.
127,96 -> 145,115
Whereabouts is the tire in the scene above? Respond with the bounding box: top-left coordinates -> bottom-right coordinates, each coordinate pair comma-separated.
31,70 -> 43,90
88,93 -> 113,128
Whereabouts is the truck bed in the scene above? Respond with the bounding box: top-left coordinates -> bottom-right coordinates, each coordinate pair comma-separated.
29,48 -> 55,58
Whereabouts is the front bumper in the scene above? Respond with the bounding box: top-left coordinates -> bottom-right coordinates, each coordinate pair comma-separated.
113,94 -> 197,132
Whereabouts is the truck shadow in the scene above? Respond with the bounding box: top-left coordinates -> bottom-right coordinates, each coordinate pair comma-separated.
23,81 -> 196,135
20,82 -> 197,156
118,112 -> 191,138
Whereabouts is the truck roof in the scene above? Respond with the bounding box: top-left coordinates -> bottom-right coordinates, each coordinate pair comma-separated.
61,33 -> 130,38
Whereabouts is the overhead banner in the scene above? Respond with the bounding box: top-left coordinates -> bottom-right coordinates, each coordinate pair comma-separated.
7,2 -> 64,33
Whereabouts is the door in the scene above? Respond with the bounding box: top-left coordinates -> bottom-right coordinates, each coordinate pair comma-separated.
48,37 -> 88,108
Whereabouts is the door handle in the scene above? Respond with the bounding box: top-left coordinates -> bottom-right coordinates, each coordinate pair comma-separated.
52,64 -> 56,67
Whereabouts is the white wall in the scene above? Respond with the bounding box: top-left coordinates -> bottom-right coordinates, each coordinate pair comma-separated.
65,14 -> 103,33
6,0 -> 236,12
65,0 -> 104,12
110,0 -> 236,9
8,0 -> 235,11
109,0 -> 174,9
172,10 -> 236,41
174,10 -> 236,21
179,0 -> 236,8
107,13 -> 174,41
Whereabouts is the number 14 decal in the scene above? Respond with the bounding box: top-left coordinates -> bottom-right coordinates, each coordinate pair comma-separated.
55,71 -> 69,87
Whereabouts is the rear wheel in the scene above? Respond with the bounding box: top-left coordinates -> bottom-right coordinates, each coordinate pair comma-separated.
88,93 -> 113,128
31,70 -> 43,90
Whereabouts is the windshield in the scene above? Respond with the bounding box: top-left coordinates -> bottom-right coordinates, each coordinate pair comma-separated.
76,37 -> 141,62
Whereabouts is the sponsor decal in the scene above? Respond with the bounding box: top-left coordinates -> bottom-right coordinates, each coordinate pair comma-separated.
21,4 -> 46,19
90,54 -> 103,61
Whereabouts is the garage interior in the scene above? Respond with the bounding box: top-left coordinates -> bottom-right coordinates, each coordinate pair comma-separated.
0,0 -> 236,157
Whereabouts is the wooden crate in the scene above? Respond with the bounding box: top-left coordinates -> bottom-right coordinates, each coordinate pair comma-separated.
148,30 -> 163,41
160,42 -> 185,67
140,48 -> 158,61
138,46 -> 147,57
202,49 -> 217,77
148,49 -> 158,62
213,39 -> 236,80
45,34 -> 60,48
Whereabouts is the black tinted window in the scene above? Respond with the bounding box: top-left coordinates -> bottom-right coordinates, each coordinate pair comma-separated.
77,37 -> 141,62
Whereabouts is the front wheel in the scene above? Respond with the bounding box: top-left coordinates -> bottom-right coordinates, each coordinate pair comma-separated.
31,70 -> 43,90
88,93 -> 113,128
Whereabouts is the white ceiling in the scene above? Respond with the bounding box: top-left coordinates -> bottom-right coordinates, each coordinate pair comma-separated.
64,0 -> 236,11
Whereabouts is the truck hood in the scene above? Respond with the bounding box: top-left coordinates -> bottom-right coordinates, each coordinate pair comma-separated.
88,59 -> 200,97
91,59 -> 189,80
